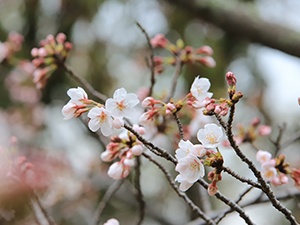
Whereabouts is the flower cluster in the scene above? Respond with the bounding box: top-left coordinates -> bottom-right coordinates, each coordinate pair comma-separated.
101,125 -> 145,180
30,33 -> 72,89
0,32 -> 24,64
256,150 -> 300,187
175,123 -> 224,194
139,97 -> 180,126
150,34 -> 215,74
63,87 -> 140,137
187,73 -> 241,117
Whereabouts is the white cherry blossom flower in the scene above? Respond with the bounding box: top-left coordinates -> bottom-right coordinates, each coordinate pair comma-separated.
62,87 -> 89,120
256,150 -> 272,164
190,76 -> 213,102
175,174 -> 194,191
87,107 -> 114,136
175,154 -> 205,191
67,87 -> 88,104
197,123 -> 223,148
175,140 -> 206,160
105,88 -> 140,118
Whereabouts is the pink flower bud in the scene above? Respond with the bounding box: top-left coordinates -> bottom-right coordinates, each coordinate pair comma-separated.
225,71 -> 237,86
64,42 -> 73,51
31,48 -> 39,57
208,182 -> 218,196
101,151 -> 115,162
107,162 -> 129,180
165,102 -> 176,114
196,46 -> 214,55
131,145 -> 143,156
197,57 -> 216,68
38,47 -> 48,57
56,33 -> 67,43
150,34 -> 168,48
258,125 -> 272,136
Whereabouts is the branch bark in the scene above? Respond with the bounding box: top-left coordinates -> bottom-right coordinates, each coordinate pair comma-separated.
162,0 -> 300,58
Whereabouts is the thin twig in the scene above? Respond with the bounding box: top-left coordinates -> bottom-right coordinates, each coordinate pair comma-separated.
226,104 -> 299,225
215,186 -> 254,224
196,179 -> 255,225
63,64 -> 108,102
124,124 -> 177,164
142,153 -> 216,225
92,180 -> 124,225
222,166 -> 261,189
136,22 -> 156,97
166,58 -> 183,102
134,156 -> 145,225
173,112 -> 184,140
270,124 -> 286,155
279,129 -> 300,152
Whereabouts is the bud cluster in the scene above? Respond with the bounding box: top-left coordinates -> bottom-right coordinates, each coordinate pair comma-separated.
139,97 -> 181,126
31,33 -> 72,89
150,34 -> 216,74
101,126 -> 145,180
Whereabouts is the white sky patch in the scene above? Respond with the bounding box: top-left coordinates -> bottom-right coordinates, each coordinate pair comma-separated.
253,46 -> 300,122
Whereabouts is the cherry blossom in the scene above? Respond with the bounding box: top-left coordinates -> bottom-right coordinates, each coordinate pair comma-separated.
87,107 -> 114,136
175,140 -> 206,160
190,76 -> 213,102
256,150 -> 272,164
197,123 -> 223,148
175,154 -> 205,191
62,87 -> 90,120
105,88 -> 140,118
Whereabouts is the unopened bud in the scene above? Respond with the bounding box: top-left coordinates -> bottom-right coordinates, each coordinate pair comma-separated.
232,91 -> 243,102
225,71 -> 237,87
196,46 -> 214,55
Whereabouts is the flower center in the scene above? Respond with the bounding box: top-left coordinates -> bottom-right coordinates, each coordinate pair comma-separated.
206,132 -> 216,144
99,111 -> 107,123
116,100 -> 125,111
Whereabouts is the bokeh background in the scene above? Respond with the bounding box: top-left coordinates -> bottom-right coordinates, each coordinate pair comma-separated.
0,0 -> 300,224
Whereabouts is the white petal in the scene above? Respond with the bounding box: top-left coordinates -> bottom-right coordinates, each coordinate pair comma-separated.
88,118 -> 100,132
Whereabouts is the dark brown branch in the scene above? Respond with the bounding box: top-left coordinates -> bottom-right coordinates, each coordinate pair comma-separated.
226,105 -> 299,225
222,166 -> 261,189
63,64 -> 108,102
124,124 -> 177,164
196,179 -> 255,225
162,0 -> 300,58
215,186 -> 254,224
173,112 -> 184,140
134,156 -> 145,225
142,153 -> 216,225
